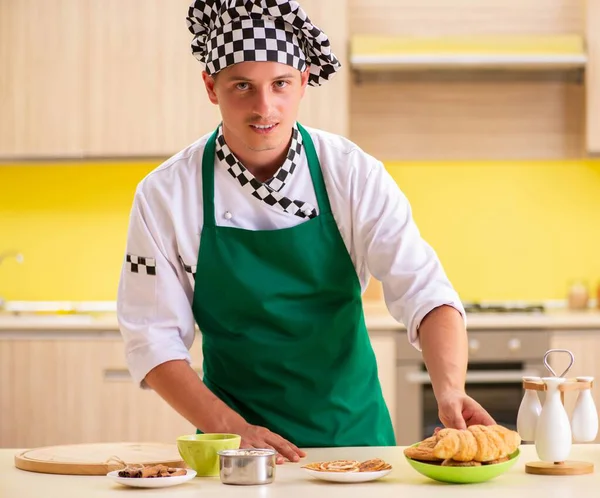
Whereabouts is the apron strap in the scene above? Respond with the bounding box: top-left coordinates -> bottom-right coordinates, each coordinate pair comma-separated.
201,129 -> 219,228
297,123 -> 333,216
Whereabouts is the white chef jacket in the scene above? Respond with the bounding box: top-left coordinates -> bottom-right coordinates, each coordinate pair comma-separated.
117,125 -> 466,388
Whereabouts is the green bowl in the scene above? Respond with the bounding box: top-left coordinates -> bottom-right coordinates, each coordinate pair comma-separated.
405,446 -> 520,484
177,433 -> 241,477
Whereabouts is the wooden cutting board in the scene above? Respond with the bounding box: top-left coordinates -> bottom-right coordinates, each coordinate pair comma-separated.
14,442 -> 186,476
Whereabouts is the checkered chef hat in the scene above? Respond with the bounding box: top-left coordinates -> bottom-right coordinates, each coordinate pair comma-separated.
185,0 -> 341,86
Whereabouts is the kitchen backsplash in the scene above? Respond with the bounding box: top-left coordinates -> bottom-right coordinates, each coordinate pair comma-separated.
1,159 -> 599,302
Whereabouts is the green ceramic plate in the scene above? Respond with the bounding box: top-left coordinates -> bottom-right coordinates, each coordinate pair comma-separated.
405,446 -> 520,484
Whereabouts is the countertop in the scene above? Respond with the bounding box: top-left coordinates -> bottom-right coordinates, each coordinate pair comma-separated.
2,445 -> 600,497
2,302 -> 600,332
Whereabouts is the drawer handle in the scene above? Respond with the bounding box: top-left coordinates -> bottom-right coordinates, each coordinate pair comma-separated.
103,369 -> 132,382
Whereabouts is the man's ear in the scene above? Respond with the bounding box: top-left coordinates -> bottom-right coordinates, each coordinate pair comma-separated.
300,66 -> 310,97
202,71 -> 219,105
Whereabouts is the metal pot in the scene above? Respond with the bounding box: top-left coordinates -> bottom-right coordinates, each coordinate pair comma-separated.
218,448 -> 276,485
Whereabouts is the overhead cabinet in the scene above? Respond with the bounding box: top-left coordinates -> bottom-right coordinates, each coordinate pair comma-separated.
0,0 -> 348,160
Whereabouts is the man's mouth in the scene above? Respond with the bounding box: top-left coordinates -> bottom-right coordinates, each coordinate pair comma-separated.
249,123 -> 279,134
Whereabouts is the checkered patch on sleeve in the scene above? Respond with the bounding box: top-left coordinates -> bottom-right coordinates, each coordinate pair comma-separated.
178,255 -> 197,279
126,254 -> 156,276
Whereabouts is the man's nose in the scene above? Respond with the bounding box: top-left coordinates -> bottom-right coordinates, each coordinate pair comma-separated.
252,87 -> 275,118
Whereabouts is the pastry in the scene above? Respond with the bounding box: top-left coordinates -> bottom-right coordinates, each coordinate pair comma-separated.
358,458 -> 391,472
441,459 -> 482,467
403,444 -> 443,462
318,460 -> 361,472
407,424 -> 520,465
302,458 -> 392,472
482,456 -> 509,465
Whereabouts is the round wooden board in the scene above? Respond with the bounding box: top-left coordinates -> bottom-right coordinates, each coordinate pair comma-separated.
525,461 -> 594,476
14,442 -> 186,476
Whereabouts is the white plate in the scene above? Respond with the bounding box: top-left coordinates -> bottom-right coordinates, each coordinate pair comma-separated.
107,469 -> 197,488
303,468 -> 391,483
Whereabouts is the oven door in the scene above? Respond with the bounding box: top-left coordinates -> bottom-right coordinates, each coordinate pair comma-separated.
406,362 -> 545,440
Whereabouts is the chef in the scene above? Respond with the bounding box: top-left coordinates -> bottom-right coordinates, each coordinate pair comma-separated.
117,0 -> 494,464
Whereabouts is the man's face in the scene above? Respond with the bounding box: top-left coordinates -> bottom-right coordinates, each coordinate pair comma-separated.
203,61 -> 310,154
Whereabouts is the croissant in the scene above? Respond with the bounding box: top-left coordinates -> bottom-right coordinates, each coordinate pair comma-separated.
433,424 -> 521,463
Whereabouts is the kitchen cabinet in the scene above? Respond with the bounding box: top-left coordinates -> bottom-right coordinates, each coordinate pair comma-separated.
85,0 -> 221,157
369,332 -> 398,437
1,0 -> 348,159
0,0 -> 87,158
347,0 -> 590,160
586,0 -> 600,154
550,330 -> 600,443
1,328 -> 395,448
0,332 -> 201,448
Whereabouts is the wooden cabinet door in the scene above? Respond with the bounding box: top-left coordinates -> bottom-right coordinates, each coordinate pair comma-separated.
0,332 -> 204,448
86,0 -> 349,156
86,0 -> 222,157
550,330 -> 600,443
295,0 -> 349,137
0,336 -> 108,448
0,0 -> 87,158
586,0 -> 600,154
369,332 -> 398,437
1,0 -> 349,159
97,336 -> 203,443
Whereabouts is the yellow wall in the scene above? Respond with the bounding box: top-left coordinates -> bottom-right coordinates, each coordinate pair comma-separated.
1,159 -> 599,302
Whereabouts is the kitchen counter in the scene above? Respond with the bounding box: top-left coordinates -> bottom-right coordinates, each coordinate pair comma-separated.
2,302 -> 600,332
2,444 -> 600,497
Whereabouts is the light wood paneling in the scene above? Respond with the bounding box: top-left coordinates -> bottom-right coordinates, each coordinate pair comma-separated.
98,340 -> 200,443
1,339 -> 104,447
550,331 -> 600,443
370,334 -> 398,436
86,0 -> 221,157
0,0 -> 87,158
586,0 -> 600,155
296,0 -> 349,136
349,0 -> 585,36
350,77 -> 584,160
1,331 -> 399,447
1,0 -> 347,159
0,336 -> 202,448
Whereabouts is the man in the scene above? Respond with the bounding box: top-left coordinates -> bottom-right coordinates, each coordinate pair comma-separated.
117,0 -> 494,464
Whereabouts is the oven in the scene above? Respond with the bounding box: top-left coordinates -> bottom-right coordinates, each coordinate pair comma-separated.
395,329 -> 551,445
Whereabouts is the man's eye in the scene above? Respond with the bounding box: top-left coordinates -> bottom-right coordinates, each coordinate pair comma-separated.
274,81 -> 288,88
236,83 -> 249,90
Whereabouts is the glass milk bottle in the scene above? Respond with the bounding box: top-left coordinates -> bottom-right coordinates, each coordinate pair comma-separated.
571,376 -> 599,443
535,377 -> 572,462
517,376 -> 542,442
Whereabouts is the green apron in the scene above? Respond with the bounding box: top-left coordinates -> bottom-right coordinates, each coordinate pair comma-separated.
192,124 -> 395,447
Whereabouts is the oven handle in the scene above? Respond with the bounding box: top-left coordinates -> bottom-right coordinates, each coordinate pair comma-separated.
405,369 -> 541,385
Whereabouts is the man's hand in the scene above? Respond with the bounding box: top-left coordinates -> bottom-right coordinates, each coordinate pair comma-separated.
143,361 -> 305,465
236,423 -> 306,465
437,388 -> 496,430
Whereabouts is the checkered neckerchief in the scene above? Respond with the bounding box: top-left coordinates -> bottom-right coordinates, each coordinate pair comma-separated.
215,125 -> 317,219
